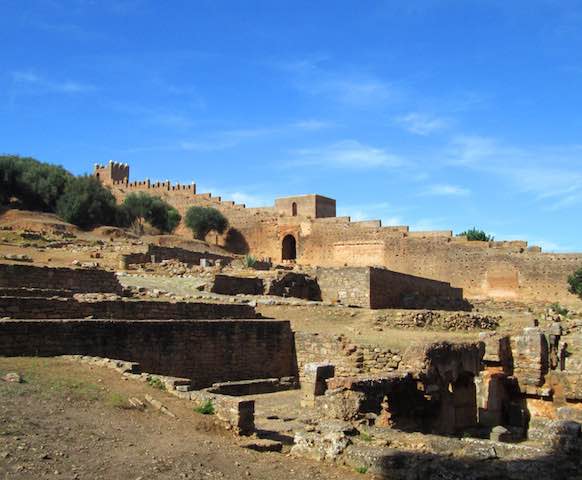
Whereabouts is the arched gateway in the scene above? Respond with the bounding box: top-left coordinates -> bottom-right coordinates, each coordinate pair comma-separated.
282,234 -> 297,261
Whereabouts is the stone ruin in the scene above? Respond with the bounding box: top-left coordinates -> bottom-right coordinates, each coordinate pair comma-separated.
93,160 -> 582,304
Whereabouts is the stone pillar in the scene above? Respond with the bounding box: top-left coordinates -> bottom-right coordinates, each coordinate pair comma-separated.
118,254 -> 129,271
301,363 -> 335,407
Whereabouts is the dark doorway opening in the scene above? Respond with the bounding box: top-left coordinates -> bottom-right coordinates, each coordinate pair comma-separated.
291,202 -> 298,216
282,235 -> 297,261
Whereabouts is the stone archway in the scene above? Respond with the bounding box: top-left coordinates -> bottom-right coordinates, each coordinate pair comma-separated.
292,202 -> 298,216
282,234 -> 297,261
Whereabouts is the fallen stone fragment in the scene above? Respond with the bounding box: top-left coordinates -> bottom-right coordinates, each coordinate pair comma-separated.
2,372 -> 22,383
145,394 -> 177,418
128,397 -> 145,411
240,438 -> 283,453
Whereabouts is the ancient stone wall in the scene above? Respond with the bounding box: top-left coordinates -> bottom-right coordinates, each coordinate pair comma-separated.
315,266 -> 465,309
0,297 -> 256,320
93,161 -> 582,302
0,264 -> 123,294
210,275 -> 264,296
0,319 -> 296,388
294,332 -> 401,379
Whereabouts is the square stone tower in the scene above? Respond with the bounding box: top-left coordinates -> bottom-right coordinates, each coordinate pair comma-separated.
93,161 -> 129,186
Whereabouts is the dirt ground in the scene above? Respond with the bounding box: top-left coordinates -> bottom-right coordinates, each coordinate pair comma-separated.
0,357 -> 363,480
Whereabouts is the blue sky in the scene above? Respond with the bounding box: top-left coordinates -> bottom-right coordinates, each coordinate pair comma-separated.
1,1 -> 582,251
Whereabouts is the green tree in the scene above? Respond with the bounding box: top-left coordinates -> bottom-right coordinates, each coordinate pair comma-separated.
0,155 -> 71,211
56,175 -> 118,229
121,192 -> 181,234
568,268 -> 582,299
457,227 -> 494,242
184,206 -> 228,240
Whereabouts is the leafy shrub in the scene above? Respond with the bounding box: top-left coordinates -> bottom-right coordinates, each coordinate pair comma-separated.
184,206 -> 228,240
122,192 -> 181,235
193,399 -> 215,415
243,254 -> 257,268
549,302 -> 569,316
354,466 -> 368,474
146,376 -> 166,390
457,227 -> 494,242
0,155 -> 72,211
568,268 -> 582,299
56,175 -> 118,230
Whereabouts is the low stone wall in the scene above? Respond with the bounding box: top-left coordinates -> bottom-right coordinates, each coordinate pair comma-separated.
375,310 -> 500,331
0,287 -> 75,298
123,244 -> 233,268
294,332 -> 401,379
265,272 -> 321,300
0,319 -> 296,389
210,275 -> 264,295
315,266 -> 465,309
0,264 -> 123,294
0,297 -> 256,320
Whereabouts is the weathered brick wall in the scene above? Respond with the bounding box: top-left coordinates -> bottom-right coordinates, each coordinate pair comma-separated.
0,319 -> 296,388
210,275 -> 264,295
294,332 -> 401,379
315,267 -> 371,307
148,245 -> 232,266
0,297 -> 256,320
369,268 -> 463,309
315,266 -> 464,309
0,264 -> 123,294
97,162 -> 582,303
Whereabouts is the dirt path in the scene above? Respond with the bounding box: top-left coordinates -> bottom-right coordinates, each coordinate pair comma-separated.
0,357 -> 362,480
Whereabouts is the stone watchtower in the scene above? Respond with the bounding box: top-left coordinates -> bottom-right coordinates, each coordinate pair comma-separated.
93,160 -> 129,186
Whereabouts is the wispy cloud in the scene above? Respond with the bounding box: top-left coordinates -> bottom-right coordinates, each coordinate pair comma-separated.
446,135 -> 582,209
291,119 -> 334,130
291,140 -> 405,169
10,70 -> 96,94
195,185 -> 270,208
279,58 -> 401,107
394,112 -> 449,135
409,217 -> 449,232
421,183 -> 470,197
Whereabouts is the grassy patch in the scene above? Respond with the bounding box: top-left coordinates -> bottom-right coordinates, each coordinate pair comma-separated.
45,377 -> 102,401
359,431 -> 373,442
107,392 -> 129,409
355,466 -> 368,474
146,376 -> 166,391
193,400 -> 215,415
0,357 -> 103,403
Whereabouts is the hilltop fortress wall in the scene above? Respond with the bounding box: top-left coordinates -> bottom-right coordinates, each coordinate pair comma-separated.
94,161 -> 582,302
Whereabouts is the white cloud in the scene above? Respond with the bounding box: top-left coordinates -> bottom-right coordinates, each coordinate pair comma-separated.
394,112 -> 449,135
10,70 -> 96,94
292,140 -> 404,169
292,119 -> 334,130
195,185 -> 269,208
278,59 -> 400,107
446,135 -> 582,210
409,217 -> 448,232
421,184 -> 470,196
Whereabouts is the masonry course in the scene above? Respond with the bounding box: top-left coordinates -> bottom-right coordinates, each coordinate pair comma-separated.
0,296 -> 256,320
0,319 -> 296,389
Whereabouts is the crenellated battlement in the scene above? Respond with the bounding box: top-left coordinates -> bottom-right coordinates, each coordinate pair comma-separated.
93,160 -> 129,186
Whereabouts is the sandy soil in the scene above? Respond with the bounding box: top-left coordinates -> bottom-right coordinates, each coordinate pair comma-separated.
0,357 -> 362,480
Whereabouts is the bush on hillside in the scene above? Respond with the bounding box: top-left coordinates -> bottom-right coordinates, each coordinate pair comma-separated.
121,192 -> 181,235
184,206 -> 228,240
0,155 -> 71,211
568,268 -> 582,299
56,175 -> 118,230
457,227 -> 494,242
